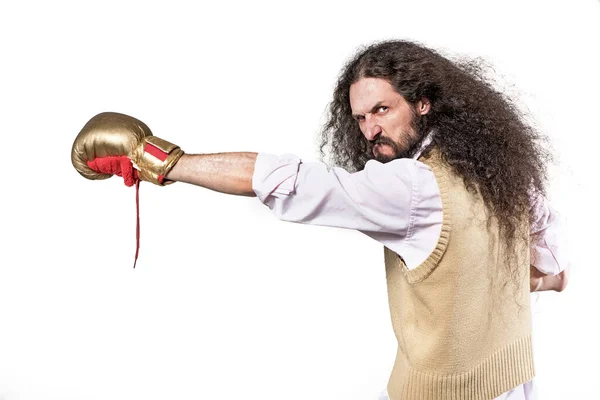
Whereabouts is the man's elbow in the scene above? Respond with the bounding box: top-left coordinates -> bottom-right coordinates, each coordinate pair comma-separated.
554,269 -> 569,292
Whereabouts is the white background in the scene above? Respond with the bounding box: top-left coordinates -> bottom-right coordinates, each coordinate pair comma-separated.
1,0 -> 599,399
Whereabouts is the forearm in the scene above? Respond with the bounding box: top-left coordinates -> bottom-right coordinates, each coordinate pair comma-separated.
530,265 -> 569,292
165,152 -> 258,197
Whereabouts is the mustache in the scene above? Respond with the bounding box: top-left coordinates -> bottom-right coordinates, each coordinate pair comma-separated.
371,136 -> 395,146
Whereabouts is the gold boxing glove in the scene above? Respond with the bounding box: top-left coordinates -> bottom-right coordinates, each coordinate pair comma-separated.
71,112 -> 184,186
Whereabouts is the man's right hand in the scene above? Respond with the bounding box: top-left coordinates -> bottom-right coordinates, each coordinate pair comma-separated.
71,112 -> 184,186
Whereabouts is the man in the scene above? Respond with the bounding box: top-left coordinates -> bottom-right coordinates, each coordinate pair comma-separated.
71,40 -> 568,399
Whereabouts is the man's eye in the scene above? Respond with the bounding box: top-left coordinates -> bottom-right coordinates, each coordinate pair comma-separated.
355,116 -> 365,122
377,106 -> 388,113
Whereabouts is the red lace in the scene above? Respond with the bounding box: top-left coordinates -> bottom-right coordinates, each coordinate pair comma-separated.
134,179 -> 140,269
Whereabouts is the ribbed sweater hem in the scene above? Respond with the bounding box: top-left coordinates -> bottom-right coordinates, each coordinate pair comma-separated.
389,335 -> 535,400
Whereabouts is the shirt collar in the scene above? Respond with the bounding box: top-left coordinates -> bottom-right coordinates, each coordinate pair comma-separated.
412,130 -> 436,160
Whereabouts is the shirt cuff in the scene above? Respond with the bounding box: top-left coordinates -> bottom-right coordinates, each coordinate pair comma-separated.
252,153 -> 302,203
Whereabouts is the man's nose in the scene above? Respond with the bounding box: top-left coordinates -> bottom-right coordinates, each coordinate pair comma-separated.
363,115 -> 382,141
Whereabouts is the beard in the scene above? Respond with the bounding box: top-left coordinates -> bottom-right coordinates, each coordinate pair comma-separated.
368,113 -> 428,163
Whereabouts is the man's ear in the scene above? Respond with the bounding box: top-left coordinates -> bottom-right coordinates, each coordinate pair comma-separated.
415,97 -> 431,116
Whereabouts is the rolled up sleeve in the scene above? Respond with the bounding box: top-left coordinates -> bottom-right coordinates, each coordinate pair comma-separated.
252,153 -> 301,202
251,153 -> 421,236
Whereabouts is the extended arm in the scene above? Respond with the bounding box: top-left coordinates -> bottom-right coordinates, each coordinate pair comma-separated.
165,150 -> 442,269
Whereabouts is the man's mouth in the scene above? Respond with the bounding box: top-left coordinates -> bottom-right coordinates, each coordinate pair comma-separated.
373,143 -> 386,154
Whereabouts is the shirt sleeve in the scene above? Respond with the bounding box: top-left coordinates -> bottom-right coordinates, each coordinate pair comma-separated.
252,153 -> 443,269
529,193 -> 570,276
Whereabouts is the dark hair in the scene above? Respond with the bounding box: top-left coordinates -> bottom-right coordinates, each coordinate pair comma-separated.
320,40 -> 552,282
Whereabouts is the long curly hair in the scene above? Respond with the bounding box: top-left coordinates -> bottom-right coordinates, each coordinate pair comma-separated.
320,40 -> 552,281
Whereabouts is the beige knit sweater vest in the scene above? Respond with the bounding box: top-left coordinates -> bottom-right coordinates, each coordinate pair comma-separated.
384,149 -> 534,400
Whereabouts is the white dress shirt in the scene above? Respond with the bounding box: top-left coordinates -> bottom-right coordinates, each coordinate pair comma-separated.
252,144 -> 567,400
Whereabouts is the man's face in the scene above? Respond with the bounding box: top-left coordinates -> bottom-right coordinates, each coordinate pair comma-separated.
349,77 -> 429,162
